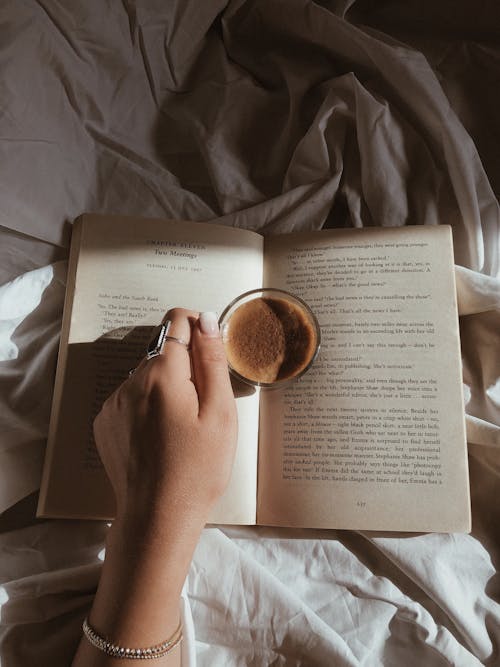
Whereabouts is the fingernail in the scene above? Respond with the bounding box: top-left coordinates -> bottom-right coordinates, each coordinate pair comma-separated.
199,312 -> 220,337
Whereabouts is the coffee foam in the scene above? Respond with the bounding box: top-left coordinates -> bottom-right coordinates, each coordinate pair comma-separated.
224,297 -> 317,384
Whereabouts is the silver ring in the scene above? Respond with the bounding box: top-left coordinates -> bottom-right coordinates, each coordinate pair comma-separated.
163,335 -> 189,348
146,321 -> 170,359
129,321 -> 188,377
146,321 -> 188,360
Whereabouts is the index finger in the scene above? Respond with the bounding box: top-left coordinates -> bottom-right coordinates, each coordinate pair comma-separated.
135,307 -> 197,382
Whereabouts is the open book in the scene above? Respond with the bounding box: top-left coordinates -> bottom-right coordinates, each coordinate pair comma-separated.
37,215 -> 471,532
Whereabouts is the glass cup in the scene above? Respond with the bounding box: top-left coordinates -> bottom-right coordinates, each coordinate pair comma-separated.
218,288 -> 321,389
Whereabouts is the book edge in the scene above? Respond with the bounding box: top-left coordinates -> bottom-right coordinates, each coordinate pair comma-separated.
36,215 -> 86,517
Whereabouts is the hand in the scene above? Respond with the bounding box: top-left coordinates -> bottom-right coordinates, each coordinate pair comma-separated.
71,309 -> 238,666
93,308 -> 238,528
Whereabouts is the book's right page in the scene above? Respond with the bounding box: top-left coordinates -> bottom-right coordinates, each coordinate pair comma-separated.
257,225 -> 470,532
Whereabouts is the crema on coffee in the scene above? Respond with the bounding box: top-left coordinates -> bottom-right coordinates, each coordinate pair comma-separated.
223,296 -> 318,385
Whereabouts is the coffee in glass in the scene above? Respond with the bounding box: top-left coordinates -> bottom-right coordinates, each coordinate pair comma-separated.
219,288 -> 320,388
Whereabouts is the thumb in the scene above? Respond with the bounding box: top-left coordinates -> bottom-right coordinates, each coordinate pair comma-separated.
191,312 -> 234,415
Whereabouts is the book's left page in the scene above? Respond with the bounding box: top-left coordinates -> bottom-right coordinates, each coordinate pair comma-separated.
37,214 -> 264,524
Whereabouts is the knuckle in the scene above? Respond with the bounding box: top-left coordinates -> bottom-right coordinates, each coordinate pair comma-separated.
165,307 -> 184,319
149,354 -> 169,374
98,394 -> 113,416
204,348 -> 227,365
99,383 -> 130,416
93,410 -> 103,432
141,356 -> 167,390
165,306 -> 198,321
199,340 -> 227,365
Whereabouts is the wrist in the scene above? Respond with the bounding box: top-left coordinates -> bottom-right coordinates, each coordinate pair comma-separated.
113,495 -> 208,549
89,510 -> 200,650
106,501 -> 206,594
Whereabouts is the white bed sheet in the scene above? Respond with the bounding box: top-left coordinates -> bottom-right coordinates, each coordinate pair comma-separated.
0,2 -> 499,666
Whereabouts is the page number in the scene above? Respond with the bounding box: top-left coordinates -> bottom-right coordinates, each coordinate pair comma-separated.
356,501 -> 367,508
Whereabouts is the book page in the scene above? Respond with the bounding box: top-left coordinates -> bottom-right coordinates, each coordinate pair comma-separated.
257,225 -> 470,532
39,215 -> 263,524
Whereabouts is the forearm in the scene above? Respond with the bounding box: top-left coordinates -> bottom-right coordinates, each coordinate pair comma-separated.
72,309 -> 237,666
72,508 -> 205,667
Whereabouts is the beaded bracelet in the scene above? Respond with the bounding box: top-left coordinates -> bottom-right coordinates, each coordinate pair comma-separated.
82,617 -> 182,660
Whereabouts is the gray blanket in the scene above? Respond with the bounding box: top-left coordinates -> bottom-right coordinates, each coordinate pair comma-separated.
0,2 -> 499,665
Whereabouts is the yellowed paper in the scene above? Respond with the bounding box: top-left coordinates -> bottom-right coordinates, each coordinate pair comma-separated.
38,215 -> 263,524
257,225 -> 470,532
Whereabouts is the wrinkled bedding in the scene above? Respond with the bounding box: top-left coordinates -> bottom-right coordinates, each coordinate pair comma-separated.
0,2 -> 499,665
